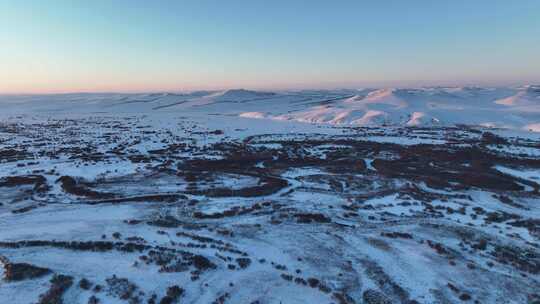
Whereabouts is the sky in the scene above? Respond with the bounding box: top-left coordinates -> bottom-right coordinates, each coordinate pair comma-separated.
1,0 -> 539,93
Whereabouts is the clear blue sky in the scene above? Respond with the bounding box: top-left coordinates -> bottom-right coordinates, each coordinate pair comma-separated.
1,0 -> 539,93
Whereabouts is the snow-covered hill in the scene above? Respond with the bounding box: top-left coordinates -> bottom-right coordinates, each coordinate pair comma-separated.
270,86 -> 540,130
2,86 -> 540,131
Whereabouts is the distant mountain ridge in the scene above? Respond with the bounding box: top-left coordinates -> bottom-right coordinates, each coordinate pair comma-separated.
2,86 -> 540,131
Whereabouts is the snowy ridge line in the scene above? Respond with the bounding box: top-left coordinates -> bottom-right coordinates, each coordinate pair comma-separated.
2,86 -> 540,131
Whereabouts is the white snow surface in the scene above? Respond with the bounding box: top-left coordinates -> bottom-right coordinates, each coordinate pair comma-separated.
2,85 -> 540,131
1,87 -> 540,304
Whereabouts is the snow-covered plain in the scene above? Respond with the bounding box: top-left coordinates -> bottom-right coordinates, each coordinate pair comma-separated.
0,87 -> 540,304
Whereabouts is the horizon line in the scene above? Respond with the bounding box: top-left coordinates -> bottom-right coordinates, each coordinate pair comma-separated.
1,83 -> 539,96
